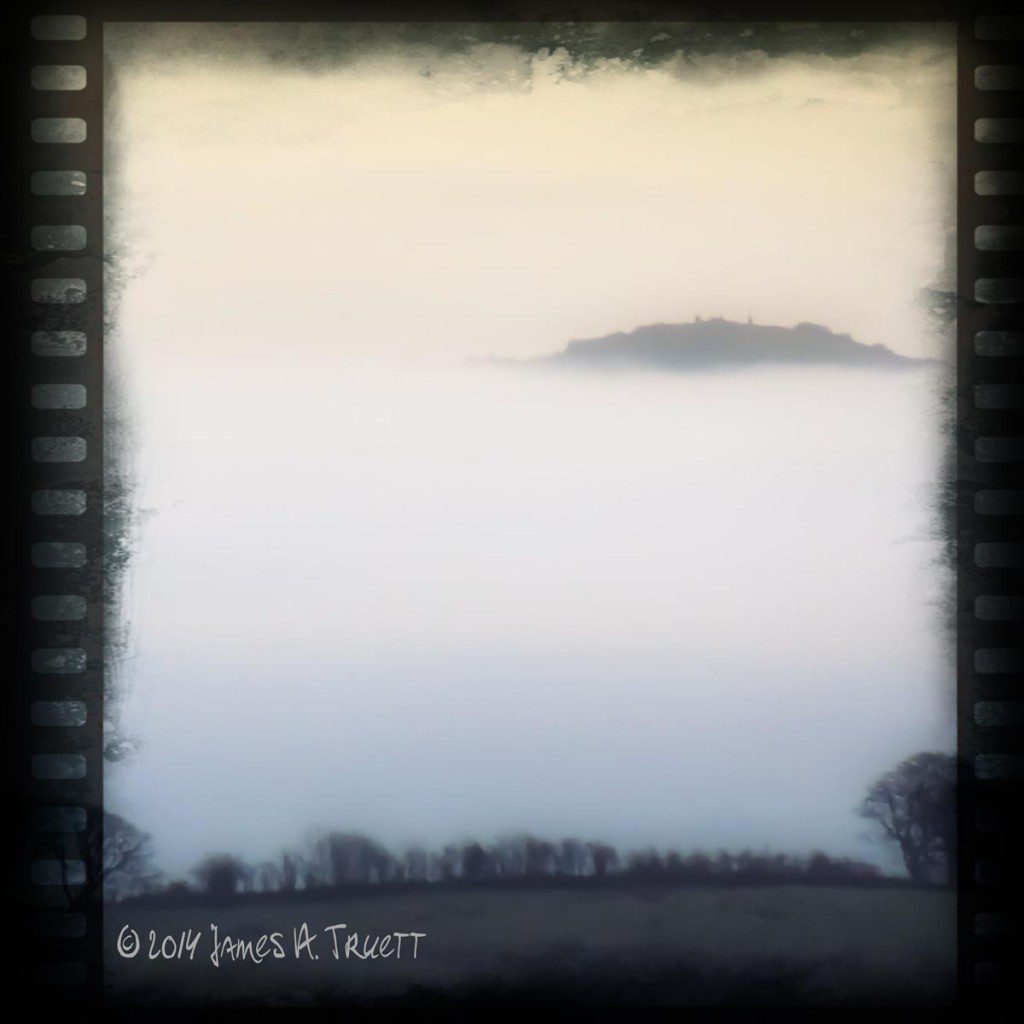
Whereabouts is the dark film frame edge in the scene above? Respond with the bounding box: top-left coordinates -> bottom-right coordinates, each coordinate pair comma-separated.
3,0 -> 1021,1011
5,8 -> 106,1006
959,12 -> 1024,1006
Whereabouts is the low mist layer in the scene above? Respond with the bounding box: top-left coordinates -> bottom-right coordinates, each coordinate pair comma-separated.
109,359 -> 952,877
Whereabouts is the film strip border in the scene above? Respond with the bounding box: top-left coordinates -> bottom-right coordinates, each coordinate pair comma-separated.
19,12 -> 104,1001
960,13 -> 1024,1003
2,2 -> 1022,1011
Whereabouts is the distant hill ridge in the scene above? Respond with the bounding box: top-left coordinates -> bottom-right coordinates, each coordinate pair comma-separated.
517,318 -> 928,371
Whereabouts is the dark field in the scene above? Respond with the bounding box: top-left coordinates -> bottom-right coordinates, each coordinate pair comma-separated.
105,884 -> 955,1006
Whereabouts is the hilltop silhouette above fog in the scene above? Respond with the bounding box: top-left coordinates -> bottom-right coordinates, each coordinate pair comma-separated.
493,318 -> 929,371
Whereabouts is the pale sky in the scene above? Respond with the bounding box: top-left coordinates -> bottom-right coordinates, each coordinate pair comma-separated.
106,25 -> 955,365
104,24 -> 956,877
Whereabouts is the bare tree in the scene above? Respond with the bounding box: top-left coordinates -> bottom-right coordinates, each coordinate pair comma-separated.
859,752 -> 956,884
438,844 -> 463,881
557,838 -> 590,877
587,842 -> 619,878
524,838 -> 557,876
239,862 -> 257,893
401,846 -> 430,883
254,860 -> 284,893
681,852 -> 713,880
461,841 -> 489,880
626,848 -> 664,878
55,811 -> 161,906
805,852 -> 882,884
103,812 -> 162,901
280,852 -> 297,892
192,853 -> 248,899
319,833 -> 395,885
713,851 -> 735,876
493,835 -> 528,878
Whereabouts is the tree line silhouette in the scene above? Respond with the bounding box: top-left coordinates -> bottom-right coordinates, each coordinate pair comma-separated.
179,836 -> 897,902
58,752 -> 956,904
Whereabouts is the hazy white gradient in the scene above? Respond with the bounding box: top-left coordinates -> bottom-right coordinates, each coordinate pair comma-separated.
105,26 -> 955,877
